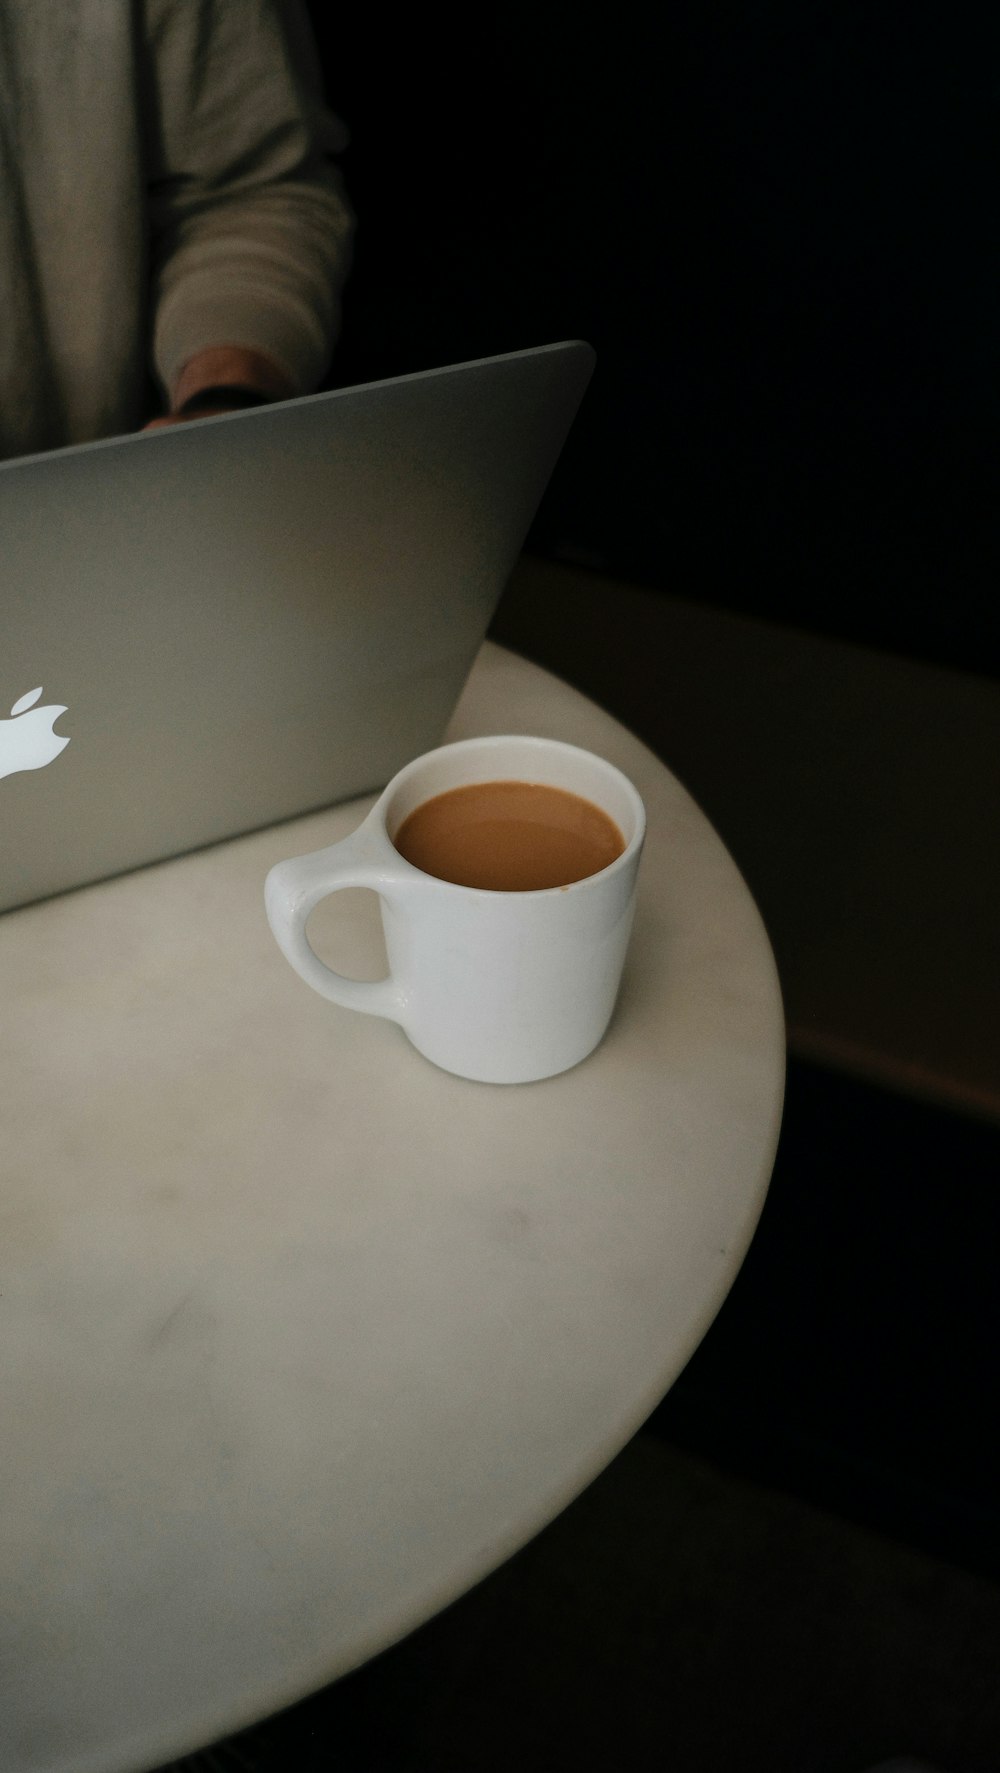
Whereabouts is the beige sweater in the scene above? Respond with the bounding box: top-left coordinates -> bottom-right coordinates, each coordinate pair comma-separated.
0,0 -> 354,459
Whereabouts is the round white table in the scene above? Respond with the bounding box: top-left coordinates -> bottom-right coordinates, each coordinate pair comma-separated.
0,644 -> 785,1773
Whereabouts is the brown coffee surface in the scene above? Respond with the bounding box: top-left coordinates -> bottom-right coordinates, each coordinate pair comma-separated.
393,780 -> 626,891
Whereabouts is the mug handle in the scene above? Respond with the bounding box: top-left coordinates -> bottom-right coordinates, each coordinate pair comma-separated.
264,819 -> 412,1022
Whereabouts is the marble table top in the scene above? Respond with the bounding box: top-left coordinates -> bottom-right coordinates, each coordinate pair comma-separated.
0,644 -> 785,1773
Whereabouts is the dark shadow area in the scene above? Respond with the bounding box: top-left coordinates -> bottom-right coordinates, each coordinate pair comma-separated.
309,2 -> 1000,681
646,1056 -> 1000,1585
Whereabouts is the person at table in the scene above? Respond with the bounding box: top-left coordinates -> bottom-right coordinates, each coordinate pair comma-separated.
0,0 -> 354,462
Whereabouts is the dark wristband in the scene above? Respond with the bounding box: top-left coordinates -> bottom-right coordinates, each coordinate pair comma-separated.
175,385 -> 272,416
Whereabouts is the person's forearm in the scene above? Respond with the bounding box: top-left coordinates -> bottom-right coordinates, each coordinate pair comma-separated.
146,0 -> 353,408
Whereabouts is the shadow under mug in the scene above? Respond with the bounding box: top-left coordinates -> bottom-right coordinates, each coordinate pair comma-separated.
264,734 -> 646,1083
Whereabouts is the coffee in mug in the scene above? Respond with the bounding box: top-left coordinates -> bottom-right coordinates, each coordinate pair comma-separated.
392,780 -> 626,891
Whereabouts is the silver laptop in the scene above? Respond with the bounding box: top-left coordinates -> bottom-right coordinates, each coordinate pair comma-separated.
0,340 -> 594,914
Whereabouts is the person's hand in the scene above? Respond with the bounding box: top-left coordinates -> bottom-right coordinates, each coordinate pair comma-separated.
143,405 -> 237,429
142,346 -> 295,430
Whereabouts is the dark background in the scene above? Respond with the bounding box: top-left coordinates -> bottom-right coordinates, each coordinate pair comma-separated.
302,2 -> 1000,1583
309,0 -> 1000,680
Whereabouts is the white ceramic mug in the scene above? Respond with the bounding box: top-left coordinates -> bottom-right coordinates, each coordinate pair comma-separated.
264,734 -> 646,1084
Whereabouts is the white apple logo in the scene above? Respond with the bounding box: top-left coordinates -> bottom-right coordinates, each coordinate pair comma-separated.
0,687 -> 71,781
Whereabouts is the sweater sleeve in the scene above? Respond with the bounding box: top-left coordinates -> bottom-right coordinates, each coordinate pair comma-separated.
143,0 -> 355,399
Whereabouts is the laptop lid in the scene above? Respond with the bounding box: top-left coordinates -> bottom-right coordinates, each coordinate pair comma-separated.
0,340 -> 594,914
